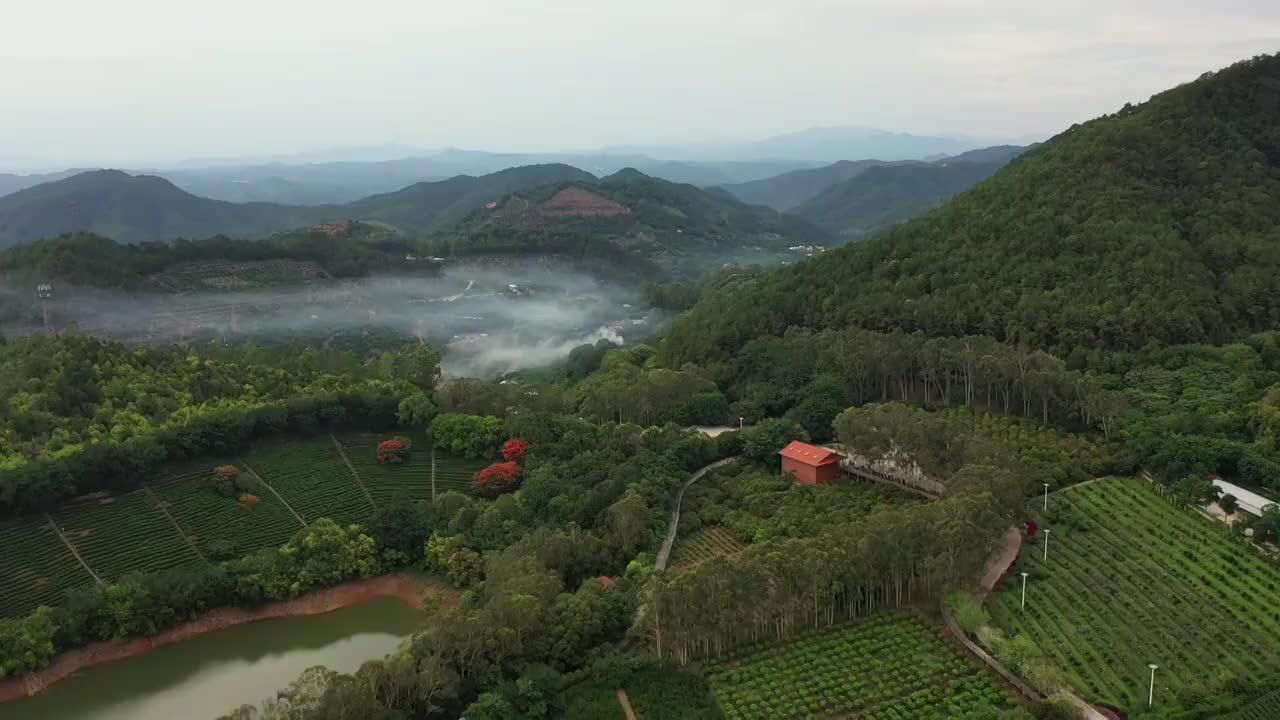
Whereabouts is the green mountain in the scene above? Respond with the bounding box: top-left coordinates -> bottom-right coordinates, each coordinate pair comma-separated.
662,54 -> 1280,363
718,159 -> 913,210
423,169 -> 834,277
0,170 -> 317,248
345,163 -> 596,228
792,158 -> 1012,237
0,164 -> 598,249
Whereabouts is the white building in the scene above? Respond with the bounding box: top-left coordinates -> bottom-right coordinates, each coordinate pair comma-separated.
1211,478 -> 1278,517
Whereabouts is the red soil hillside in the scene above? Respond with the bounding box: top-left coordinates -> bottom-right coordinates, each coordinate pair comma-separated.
539,187 -> 631,217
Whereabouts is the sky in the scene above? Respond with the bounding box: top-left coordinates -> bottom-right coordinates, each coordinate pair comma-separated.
2,0 -> 1277,169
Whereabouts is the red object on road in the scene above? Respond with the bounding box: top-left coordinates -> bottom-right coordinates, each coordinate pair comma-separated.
1026,519 -> 1038,537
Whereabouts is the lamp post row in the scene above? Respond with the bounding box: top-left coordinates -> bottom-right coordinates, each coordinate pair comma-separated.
1024,488 -> 1158,707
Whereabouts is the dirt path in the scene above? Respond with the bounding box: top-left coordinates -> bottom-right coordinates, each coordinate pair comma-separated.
654,457 -> 738,572
616,688 -> 638,720
330,433 -> 377,508
45,513 -> 105,587
956,527 -> 1109,720
977,527 -> 1023,599
241,459 -> 307,527
143,484 -> 210,566
0,574 -> 452,703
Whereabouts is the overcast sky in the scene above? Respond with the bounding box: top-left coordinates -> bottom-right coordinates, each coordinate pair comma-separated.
2,0 -> 1277,169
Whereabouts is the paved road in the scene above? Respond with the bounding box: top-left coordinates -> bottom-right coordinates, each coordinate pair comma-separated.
654,457 -> 737,572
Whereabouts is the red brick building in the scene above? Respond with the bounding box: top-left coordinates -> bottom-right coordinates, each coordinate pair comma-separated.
778,441 -> 841,485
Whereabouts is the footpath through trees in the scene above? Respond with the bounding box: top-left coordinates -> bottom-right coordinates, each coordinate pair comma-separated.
654,458 -> 738,572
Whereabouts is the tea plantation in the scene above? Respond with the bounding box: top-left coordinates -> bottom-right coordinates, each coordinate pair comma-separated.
0,433 -> 482,618
706,613 -> 1019,719
991,477 -> 1280,710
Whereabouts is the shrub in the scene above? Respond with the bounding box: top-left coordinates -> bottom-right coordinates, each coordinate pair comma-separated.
210,465 -> 241,497
472,462 -> 522,497
377,438 -> 409,464
206,538 -> 240,561
502,438 -> 530,462
947,592 -> 990,636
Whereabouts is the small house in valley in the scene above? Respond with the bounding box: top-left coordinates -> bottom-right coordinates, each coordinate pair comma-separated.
779,441 -> 841,485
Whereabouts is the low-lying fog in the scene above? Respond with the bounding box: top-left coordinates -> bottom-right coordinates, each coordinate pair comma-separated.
0,268 -> 660,377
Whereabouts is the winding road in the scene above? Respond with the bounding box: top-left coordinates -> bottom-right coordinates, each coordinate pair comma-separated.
654,457 -> 738,572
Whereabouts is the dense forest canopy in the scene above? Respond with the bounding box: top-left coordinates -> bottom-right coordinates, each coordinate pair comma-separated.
0,224 -> 421,287
663,54 -> 1280,360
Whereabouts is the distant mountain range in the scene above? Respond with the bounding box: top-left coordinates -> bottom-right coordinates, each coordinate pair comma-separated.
1,127 -> 1032,206
0,152 -> 824,206
0,165 -> 598,248
792,146 -> 1029,236
719,145 -> 1028,236
0,165 -> 831,275
718,159 -> 916,210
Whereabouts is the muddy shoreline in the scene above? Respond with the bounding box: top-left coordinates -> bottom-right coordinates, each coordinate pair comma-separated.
0,574 -> 432,702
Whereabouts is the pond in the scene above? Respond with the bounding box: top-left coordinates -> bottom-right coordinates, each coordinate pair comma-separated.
6,598 -> 422,720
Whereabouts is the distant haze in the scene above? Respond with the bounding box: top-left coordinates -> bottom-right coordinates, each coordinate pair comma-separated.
3,1 -> 1278,169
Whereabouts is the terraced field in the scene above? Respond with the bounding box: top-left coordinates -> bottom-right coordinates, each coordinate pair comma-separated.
671,526 -> 747,570
706,613 -> 1018,720
991,477 -> 1280,711
0,517 -> 97,618
51,491 -> 206,582
244,437 -> 374,526
433,449 -> 489,495
148,464 -> 304,556
1,433 -> 489,617
336,433 -> 436,504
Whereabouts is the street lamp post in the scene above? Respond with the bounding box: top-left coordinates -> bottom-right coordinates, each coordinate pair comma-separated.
1020,572 -> 1029,611
1043,529 -> 1051,562
1148,664 -> 1159,707
1043,483 -> 1050,511
738,416 -> 744,429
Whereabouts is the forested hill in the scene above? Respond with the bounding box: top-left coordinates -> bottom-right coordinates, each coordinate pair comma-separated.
0,170 -> 317,249
717,159 -> 912,210
420,169 -> 833,277
0,164 -> 597,249
341,163 -> 596,228
662,54 -> 1280,363
792,157 -> 1013,237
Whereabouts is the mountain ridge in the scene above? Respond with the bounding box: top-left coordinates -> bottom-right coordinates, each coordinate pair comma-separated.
660,53 -> 1280,364
0,164 -> 598,249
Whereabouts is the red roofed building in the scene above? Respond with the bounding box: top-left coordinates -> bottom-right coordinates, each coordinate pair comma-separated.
778,441 -> 841,485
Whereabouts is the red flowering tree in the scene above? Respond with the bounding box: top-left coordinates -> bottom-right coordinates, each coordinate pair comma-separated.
502,438 -> 530,462
472,461 -> 522,497
377,439 -> 409,464
1026,519 -> 1038,537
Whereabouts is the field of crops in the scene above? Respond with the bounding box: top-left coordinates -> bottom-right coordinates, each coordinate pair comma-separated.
336,433 -> 436,504
51,491 -> 206,582
991,477 -> 1280,710
245,437 -> 374,526
148,464 -> 304,556
433,449 -> 489,495
671,527 -> 746,570
0,517 -> 97,618
706,613 -> 1018,720
562,670 -> 721,720
1222,688 -> 1280,719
